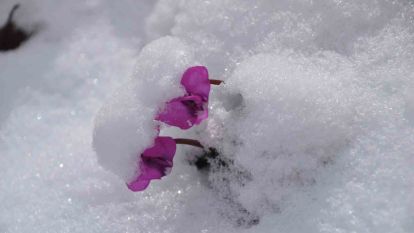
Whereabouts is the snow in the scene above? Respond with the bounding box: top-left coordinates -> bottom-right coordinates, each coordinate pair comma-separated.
93,36 -> 194,182
1,0 -> 414,232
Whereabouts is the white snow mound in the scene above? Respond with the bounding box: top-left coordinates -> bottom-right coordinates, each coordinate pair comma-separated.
93,36 -> 194,182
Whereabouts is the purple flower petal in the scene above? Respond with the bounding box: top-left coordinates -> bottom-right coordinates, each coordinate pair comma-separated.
156,66 -> 211,129
127,136 -> 176,192
141,136 -> 176,161
181,66 -> 210,100
156,95 -> 208,129
127,179 -> 150,192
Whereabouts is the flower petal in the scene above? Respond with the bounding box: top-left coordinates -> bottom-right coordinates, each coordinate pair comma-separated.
156,95 -> 207,129
142,136 -> 177,161
127,179 -> 150,192
127,136 -> 176,192
181,66 -> 210,100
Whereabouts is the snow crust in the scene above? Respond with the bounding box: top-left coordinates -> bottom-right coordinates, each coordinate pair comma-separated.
0,0 -> 414,232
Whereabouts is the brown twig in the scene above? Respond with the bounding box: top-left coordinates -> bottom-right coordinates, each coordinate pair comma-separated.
174,138 -> 204,148
209,79 -> 224,85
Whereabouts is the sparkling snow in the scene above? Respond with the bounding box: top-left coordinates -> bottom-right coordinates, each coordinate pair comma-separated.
0,0 -> 413,233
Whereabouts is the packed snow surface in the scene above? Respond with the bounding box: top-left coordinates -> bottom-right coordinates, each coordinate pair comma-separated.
1,0 -> 414,233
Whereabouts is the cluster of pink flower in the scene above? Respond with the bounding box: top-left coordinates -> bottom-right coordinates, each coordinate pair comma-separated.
127,66 -> 222,191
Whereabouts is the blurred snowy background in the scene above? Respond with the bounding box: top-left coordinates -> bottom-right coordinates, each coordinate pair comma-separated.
1,0 -> 414,232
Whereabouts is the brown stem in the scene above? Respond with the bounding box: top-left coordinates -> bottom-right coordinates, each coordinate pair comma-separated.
7,4 -> 20,24
209,79 -> 224,85
174,138 -> 204,148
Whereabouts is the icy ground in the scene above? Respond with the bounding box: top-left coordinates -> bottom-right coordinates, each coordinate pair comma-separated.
1,0 -> 414,232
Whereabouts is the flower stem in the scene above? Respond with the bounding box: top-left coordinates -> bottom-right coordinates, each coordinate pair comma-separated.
209,79 -> 224,85
7,4 -> 20,24
174,138 -> 204,148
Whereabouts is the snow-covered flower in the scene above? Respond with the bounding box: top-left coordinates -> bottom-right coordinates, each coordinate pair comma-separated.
127,136 -> 176,192
156,66 -> 211,129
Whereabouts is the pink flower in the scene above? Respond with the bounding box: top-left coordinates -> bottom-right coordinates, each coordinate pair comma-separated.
126,66 -> 219,192
127,136 -> 176,192
156,66 -> 210,129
